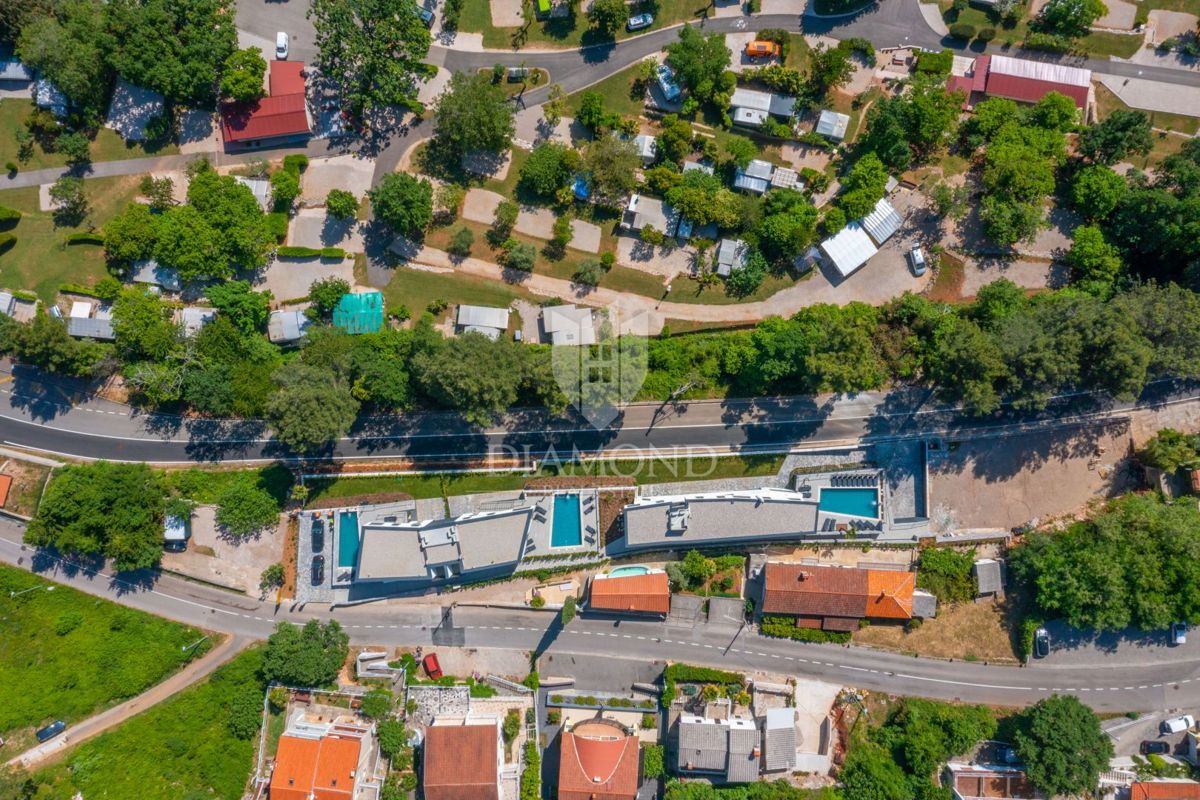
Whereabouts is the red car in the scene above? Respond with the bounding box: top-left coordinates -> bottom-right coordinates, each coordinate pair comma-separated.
423,653 -> 443,680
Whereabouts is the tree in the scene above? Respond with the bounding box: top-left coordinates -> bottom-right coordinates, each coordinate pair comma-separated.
184,163 -> 273,274
1078,110 -> 1153,165
903,77 -> 962,160
17,3 -> 110,124
433,71 -> 515,159
49,175 -> 88,226
57,130 -> 90,168
1066,225 -> 1122,295
412,333 -> 529,426
153,204 -> 223,281
215,481 -> 279,537
308,0 -> 432,126
1014,696 -> 1112,795
308,277 -> 351,319
519,142 -> 578,198
207,280 -> 272,335
1071,164 -> 1125,220
263,619 -> 350,687
448,226 -> 475,257
721,136 -> 758,170
840,741 -> 909,800
377,719 -> 407,758
1028,91 -> 1079,132
916,547 -> 975,603
104,203 -> 159,265
573,258 -> 606,285
587,0 -> 628,35
360,688 -> 394,720
368,172 -> 433,236
666,170 -> 741,228
930,182 -> 970,220
500,239 -> 537,271
8,310 -> 109,378
928,316 -> 1008,414
838,153 -> 889,219
270,169 -> 301,210
581,135 -> 640,207
1140,428 -> 1200,472
542,83 -> 566,128
220,47 -> 267,103
326,189 -> 359,220
139,175 -> 177,210
665,25 -> 732,103
226,683 -> 264,739
1038,0 -> 1107,36
560,595 -> 577,625
808,43 -> 855,95
266,363 -> 360,451
25,462 -> 167,572
260,562 -> 285,592
656,114 -> 694,164
112,287 -> 180,361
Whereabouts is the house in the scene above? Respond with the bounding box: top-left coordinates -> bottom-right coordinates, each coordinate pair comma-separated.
948,55 -> 1091,116
945,760 -> 1043,800
633,134 -> 658,165
973,558 -> 1004,599
542,304 -> 597,346
0,61 -> 32,85
220,60 -> 312,149
34,79 -> 68,118
760,562 -> 918,631
715,238 -> 749,277
815,110 -> 850,141
1130,783 -> 1200,800
163,515 -> 189,551
770,167 -> 802,191
332,291 -> 384,335
762,707 -> 797,773
422,719 -> 503,800
733,159 -> 774,194
682,160 -> 714,176
268,309 -> 313,344
861,197 -> 903,246
0,292 -> 15,318
0,474 -> 11,509
588,569 -> 670,615
676,715 -> 761,784
456,304 -> 510,340
730,87 -> 796,128
819,222 -> 878,278
178,307 -> 216,336
67,300 -> 114,340
655,64 -> 682,103
105,79 -> 166,142
558,719 -> 641,800
622,194 -> 681,237
128,259 -> 182,292
270,713 -> 373,800
234,176 -> 272,211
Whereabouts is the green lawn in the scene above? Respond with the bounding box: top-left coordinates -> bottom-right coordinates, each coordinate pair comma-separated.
163,465 -> 294,507
0,176 -> 144,302
0,99 -> 177,173
563,61 -> 649,120
1076,30 -> 1144,57
1095,82 -> 1200,135
0,564 -> 211,754
306,472 -> 531,503
28,648 -> 266,800
458,0 -> 711,51
374,259 -> 539,321
784,33 -> 813,71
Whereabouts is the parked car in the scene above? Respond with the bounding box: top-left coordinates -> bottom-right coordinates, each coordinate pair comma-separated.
311,555 -> 325,586
626,12 -> 653,30
1161,715 -> 1195,735
1033,627 -> 1050,659
413,5 -> 434,26
744,40 -> 782,59
275,32 -> 289,60
1171,622 -> 1187,646
423,652 -> 443,680
909,243 -> 927,276
35,721 -> 65,743
1141,740 -> 1170,755
655,64 -> 681,103
311,517 -> 324,554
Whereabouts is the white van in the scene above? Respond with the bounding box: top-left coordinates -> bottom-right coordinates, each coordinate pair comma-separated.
1162,715 -> 1195,735
275,32 -> 289,60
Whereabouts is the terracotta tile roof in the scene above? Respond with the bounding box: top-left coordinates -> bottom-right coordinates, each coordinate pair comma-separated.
558,727 -> 640,800
271,733 -> 363,800
423,723 -> 499,800
312,735 -> 362,800
271,736 -> 322,800
761,563 -> 913,621
0,473 -> 12,508
1132,783 -> 1200,800
972,55 -> 991,93
269,60 -> 306,96
589,572 -> 671,614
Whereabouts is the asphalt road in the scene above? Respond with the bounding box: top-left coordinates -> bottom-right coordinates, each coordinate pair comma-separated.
5,523 -> 1200,713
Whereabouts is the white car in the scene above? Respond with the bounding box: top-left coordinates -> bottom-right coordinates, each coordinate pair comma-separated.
909,243 -> 927,276
1171,622 -> 1188,646
627,12 -> 653,30
275,31 -> 290,60
1162,715 -> 1195,735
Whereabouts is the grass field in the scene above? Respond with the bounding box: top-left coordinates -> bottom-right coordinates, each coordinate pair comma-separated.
0,564 -> 211,754
563,62 -> 649,120
163,465 -> 294,507
0,99 -> 177,173
28,647 -> 266,800
1075,30 -> 1144,57
372,257 -> 540,321
457,0 -> 710,50
0,176 -> 143,302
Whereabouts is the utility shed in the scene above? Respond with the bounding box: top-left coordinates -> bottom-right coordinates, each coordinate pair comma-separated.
861,197 -> 902,245
973,558 -> 1004,598
332,291 -> 384,335
819,222 -> 878,278
268,310 -> 312,343
815,109 -> 850,141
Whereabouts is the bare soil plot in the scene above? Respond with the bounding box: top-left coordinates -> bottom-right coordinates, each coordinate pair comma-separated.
852,600 -> 1020,663
0,458 -> 51,517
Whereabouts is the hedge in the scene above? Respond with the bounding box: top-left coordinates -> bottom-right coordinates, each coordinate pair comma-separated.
948,22 -> 976,39
58,282 -> 104,298
0,233 -> 13,253
0,206 -> 21,223
319,247 -> 345,259
66,232 -> 104,245
760,616 -> 852,644
915,49 -> 954,75
265,211 -> 289,242
282,154 -> 308,173
12,290 -> 38,302
1024,31 -> 1073,52
977,27 -> 996,41
662,663 -> 744,707
276,246 -> 321,258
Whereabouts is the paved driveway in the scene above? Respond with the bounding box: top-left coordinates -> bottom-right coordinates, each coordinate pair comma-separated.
236,0 -> 317,63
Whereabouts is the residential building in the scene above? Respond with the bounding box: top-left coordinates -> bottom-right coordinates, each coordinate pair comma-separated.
633,134 -> 658,165
676,715 -> 761,784
542,304 -> 597,346
947,55 -> 1091,116
178,307 -> 216,336
268,309 -> 313,344
819,222 -> 878,278
760,562 -> 918,631
270,713 -> 373,800
716,238 -> 750,276
66,300 -> 114,341
815,109 -> 850,141
0,60 -> 32,84
423,718 -> 503,800
655,64 -> 682,103
332,291 -> 384,335
456,304 -> 510,340
733,159 -> 774,194
220,60 -> 312,149
1130,782 -> 1200,800
34,79 -> 68,117
558,719 -> 640,800
762,707 -> 797,773
587,569 -> 670,615
128,259 -> 182,292
622,193 -> 682,237
234,175 -> 272,210
0,292 -> 15,318
861,197 -> 903,246
163,515 -> 188,549
730,87 -> 796,128
945,760 -> 1043,800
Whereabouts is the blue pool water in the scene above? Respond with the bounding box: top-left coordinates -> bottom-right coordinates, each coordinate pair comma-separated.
818,488 -> 879,519
551,494 -> 583,547
337,511 -> 360,568
609,565 -> 650,578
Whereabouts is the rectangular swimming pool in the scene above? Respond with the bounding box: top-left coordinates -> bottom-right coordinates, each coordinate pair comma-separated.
337,511 -> 360,568
818,488 -> 879,519
550,494 -> 582,548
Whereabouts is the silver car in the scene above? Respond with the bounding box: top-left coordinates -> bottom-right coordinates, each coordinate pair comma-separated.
909,243 -> 927,276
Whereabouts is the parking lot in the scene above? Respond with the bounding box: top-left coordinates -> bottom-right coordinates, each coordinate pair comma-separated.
1103,711 -> 1194,758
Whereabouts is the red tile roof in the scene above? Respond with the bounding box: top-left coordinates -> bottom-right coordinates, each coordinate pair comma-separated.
270,60 -> 306,96
983,72 -> 1089,109
423,723 -> 499,800
1132,784 -> 1200,800
271,733 -> 363,800
220,60 -> 310,144
761,563 -> 914,621
558,725 -> 640,800
589,572 -> 671,615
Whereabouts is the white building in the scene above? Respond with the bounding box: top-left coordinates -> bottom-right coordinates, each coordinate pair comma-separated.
456,304 -> 510,340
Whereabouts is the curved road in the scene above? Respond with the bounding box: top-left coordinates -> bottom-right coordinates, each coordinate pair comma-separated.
3,522 -> 1199,714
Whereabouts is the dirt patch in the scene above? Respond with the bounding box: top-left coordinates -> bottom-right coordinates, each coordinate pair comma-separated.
852,600 -> 1020,663
0,459 -> 51,517
926,251 -> 965,303
282,515 -> 298,598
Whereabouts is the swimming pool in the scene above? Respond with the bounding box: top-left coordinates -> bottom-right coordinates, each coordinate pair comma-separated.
550,494 -> 583,548
609,565 -> 651,578
337,511 -> 360,568
818,488 -> 880,519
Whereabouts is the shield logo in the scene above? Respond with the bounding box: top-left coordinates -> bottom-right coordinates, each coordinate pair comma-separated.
549,306 -> 651,430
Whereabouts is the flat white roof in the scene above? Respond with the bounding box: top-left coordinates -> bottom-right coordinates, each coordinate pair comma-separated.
456,304 -> 509,332
819,222 -> 878,277
69,301 -> 92,319
543,304 -> 596,345
988,55 -> 1091,87
816,110 -> 850,140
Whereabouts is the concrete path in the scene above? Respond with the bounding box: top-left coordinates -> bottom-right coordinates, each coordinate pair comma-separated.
7,634 -> 250,770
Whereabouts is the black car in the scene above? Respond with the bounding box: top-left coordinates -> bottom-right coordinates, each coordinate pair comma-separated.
1033,628 -> 1050,659
35,720 -> 65,743
1141,740 -> 1170,755
311,518 -> 324,554
311,555 -> 325,586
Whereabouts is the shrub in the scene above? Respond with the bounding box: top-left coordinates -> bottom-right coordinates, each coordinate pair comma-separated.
270,169 -> 301,210
949,22 -> 976,39
66,232 -> 103,245
0,206 -> 21,223
915,48 -> 954,75
560,595 -> 577,625
978,27 -> 997,41
502,709 -> 521,743
760,616 -> 852,643
55,611 -> 84,636
0,233 -> 15,254
916,546 -> 976,604
1025,31 -> 1073,52
573,258 -> 606,286
3,162 -> 15,175
643,744 -> 665,779
319,247 -> 345,259
325,189 -> 359,220
500,239 -> 536,271
448,226 -> 475,257
215,481 -> 280,537
641,713 -> 656,729
282,154 -> 308,173
276,246 -> 322,258
265,211 -> 289,242
640,225 -> 665,246
529,594 -> 546,608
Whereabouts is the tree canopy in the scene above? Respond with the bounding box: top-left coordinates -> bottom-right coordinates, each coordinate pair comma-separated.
219,47 -> 267,103
1014,696 -> 1112,795
368,172 -> 433,237
665,25 -> 732,105
263,620 -> 350,687
432,71 -> 515,159
266,363 -> 360,452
